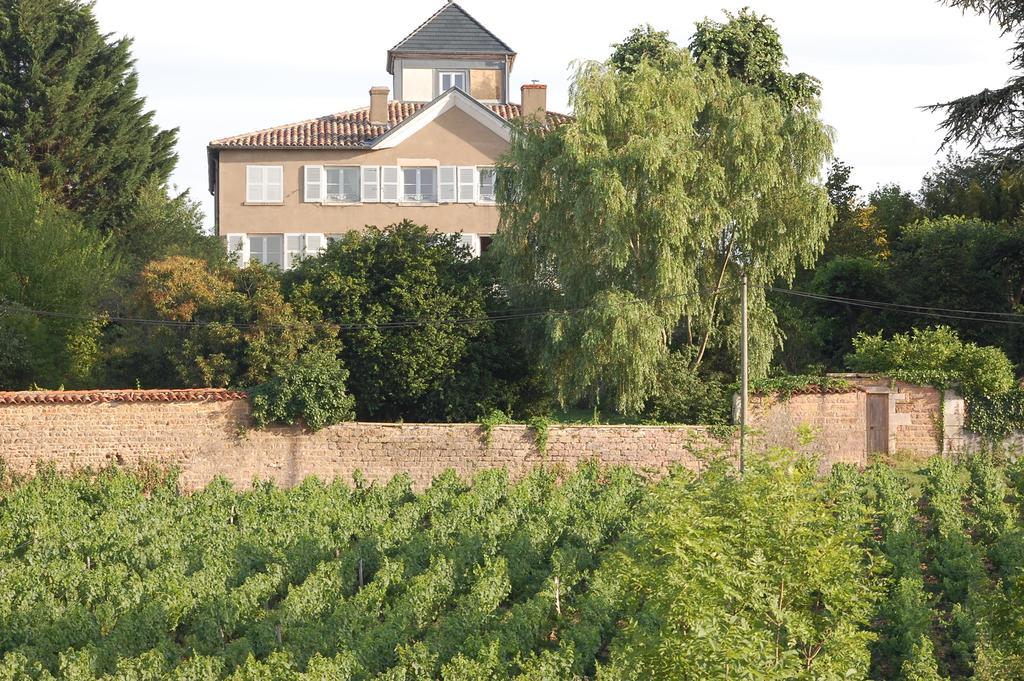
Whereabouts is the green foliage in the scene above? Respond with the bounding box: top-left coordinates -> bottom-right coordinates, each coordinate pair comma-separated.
109,256 -> 332,389
285,222 -> 494,422
250,349 -> 355,432
2,455 -> 1024,678
478,408 -> 513,449
0,170 -> 117,389
690,8 -> 821,108
0,463 -> 649,680
643,351 -> 731,424
115,180 -> 224,274
848,326 -> 1016,395
526,415 -> 550,455
749,373 -> 853,398
920,154 -> 1024,225
497,25 -> 833,413
0,0 -> 177,234
890,216 -> 1024,347
596,453 -> 879,678
609,24 -> 679,73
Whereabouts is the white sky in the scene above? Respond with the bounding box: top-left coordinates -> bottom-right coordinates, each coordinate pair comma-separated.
91,0 -> 1015,230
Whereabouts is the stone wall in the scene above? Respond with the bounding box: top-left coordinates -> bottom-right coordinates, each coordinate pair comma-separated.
747,390 -> 868,469
0,391 -> 737,491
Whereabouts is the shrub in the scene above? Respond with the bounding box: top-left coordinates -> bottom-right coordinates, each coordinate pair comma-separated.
644,352 -> 731,424
847,326 -> 1015,396
250,349 -> 355,431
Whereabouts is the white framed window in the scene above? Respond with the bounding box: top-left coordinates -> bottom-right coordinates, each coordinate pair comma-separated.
402,167 -> 438,203
285,234 -> 305,269
457,233 -> 482,258
226,234 -> 248,266
248,234 -> 284,268
439,71 -> 467,92
477,167 -> 497,203
325,166 -> 361,203
246,165 -> 283,204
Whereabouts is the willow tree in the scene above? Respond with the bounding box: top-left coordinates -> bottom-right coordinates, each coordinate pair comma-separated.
496,45 -> 833,414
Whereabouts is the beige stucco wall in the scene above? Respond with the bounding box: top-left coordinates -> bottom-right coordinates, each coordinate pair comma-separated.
216,107 -> 507,237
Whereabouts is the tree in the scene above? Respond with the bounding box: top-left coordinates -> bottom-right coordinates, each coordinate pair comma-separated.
497,28 -> 833,414
610,24 -> 679,73
111,256 -> 333,389
285,222 -> 491,422
690,7 -> 821,108
919,154 -> 1024,224
597,456 -> 878,678
0,0 -> 177,233
868,183 -> 922,244
822,160 -> 889,261
0,170 -> 116,389
114,181 -> 224,275
889,216 -> 1024,363
927,1 -> 1024,159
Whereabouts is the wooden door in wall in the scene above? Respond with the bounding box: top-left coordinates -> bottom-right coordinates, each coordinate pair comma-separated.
866,393 -> 889,455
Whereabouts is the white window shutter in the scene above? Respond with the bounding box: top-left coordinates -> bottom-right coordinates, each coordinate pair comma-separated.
304,165 -> 324,203
226,234 -> 249,266
361,166 -> 380,203
304,233 -> 326,256
381,166 -> 400,203
266,166 -> 284,203
246,167 -> 264,203
439,166 -> 457,203
457,167 -> 477,203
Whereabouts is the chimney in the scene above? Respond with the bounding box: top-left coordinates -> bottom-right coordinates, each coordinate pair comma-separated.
369,86 -> 390,125
520,83 -> 547,124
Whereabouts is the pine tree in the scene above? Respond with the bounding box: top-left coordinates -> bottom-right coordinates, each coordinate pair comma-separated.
0,0 -> 177,233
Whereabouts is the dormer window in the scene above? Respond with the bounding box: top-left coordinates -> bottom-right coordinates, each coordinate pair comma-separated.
439,71 -> 467,92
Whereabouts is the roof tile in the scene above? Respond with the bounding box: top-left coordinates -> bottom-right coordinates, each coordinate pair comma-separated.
209,101 -> 571,150
0,389 -> 248,405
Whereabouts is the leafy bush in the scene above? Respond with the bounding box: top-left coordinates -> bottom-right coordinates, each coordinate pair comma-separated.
644,352 -> 731,424
848,326 -> 1015,395
250,349 -> 355,431
285,222 -> 495,422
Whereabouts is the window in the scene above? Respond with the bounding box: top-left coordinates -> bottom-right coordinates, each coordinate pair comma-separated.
402,167 -> 438,203
325,167 -> 360,203
248,235 -> 284,268
246,166 -> 283,203
439,71 -> 467,92
478,167 -> 497,203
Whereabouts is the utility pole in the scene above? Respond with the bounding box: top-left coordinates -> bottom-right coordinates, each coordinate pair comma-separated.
740,269 -> 748,476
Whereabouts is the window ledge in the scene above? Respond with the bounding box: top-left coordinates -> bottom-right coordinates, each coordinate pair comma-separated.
398,202 -> 440,207
321,201 -> 362,207
244,202 -> 285,207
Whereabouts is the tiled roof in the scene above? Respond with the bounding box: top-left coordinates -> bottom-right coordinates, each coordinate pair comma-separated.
0,389 -> 248,405
209,101 -> 571,150
390,2 -> 514,58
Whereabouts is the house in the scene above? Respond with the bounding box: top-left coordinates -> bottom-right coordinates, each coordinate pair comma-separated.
206,1 -> 570,268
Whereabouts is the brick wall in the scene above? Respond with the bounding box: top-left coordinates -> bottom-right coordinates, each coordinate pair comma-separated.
747,390 -> 868,469
0,393 -> 738,491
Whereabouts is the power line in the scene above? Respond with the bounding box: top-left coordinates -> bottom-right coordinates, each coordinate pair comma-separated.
770,287 -> 1024,328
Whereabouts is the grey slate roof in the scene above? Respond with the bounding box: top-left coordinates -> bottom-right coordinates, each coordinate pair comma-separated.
388,2 -> 515,72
